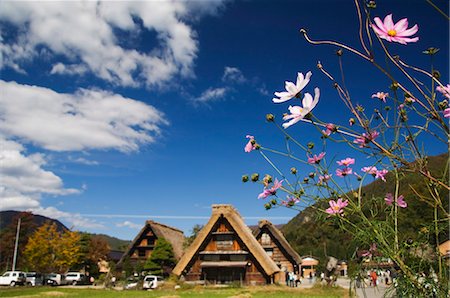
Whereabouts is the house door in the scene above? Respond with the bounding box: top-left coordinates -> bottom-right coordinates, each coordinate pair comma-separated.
203,268 -> 245,284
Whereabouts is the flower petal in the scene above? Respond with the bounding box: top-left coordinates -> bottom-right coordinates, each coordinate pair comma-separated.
384,14 -> 394,30
285,81 -> 298,94
396,24 -> 418,37
373,17 -> 387,33
393,18 -> 408,32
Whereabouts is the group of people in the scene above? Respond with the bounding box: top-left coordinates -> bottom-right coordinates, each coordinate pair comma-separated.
284,271 -> 301,287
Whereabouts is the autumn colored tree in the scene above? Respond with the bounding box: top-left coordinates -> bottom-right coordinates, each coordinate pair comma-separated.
0,212 -> 37,271
23,222 -> 82,273
144,238 -> 175,276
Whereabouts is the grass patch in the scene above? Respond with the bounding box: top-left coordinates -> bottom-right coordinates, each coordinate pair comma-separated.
0,285 -> 347,298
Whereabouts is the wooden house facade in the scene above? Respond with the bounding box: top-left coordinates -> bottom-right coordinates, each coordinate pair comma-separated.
172,205 -> 280,285
118,220 -> 184,266
252,220 -> 302,283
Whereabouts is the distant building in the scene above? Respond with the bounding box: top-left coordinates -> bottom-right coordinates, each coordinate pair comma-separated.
439,240 -> 450,265
252,219 -> 302,283
172,205 -> 280,285
300,256 -> 319,278
117,220 -> 184,268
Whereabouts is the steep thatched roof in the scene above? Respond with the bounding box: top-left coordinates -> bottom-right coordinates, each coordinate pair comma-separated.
253,219 -> 302,265
118,220 -> 184,265
172,204 -> 280,277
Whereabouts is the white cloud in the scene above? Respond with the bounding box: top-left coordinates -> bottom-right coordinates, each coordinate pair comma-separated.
0,80 -> 168,152
0,1 -> 224,88
68,156 -> 99,166
0,138 -> 79,200
116,221 -> 141,229
222,66 -> 246,83
31,206 -> 104,230
193,87 -> 228,103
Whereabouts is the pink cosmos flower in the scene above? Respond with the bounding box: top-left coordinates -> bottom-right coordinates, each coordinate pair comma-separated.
272,71 -> 312,103
436,84 -> 450,99
362,166 -> 378,176
444,108 -> 450,118
282,88 -> 320,128
307,152 -> 326,164
337,158 -> 355,167
353,131 -> 380,148
244,135 -> 256,153
325,198 -> 349,215
258,179 -> 283,199
384,193 -> 407,208
322,123 -> 336,136
397,195 -> 407,208
281,196 -> 300,207
336,167 -> 353,177
361,243 -> 377,257
372,92 -> 389,103
372,14 -> 419,45
318,174 -> 332,184
375,169 -> 389,182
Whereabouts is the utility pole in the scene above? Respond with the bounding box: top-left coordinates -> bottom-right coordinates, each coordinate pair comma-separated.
12,217 -> 21,271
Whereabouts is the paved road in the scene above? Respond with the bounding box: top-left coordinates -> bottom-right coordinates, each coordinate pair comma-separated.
296,278 -> 393,298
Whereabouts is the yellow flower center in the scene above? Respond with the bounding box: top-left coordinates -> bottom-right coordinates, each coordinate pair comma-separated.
333,206 -> 340,211
387,29 -> 397,37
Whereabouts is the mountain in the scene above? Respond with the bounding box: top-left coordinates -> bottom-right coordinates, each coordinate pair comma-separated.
79,232 -> 130,251
0,210 -> 67,232
0,211 -> 129,251
281,153 -> 449,265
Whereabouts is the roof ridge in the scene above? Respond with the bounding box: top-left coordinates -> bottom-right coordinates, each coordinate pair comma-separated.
146,220 -> 184,233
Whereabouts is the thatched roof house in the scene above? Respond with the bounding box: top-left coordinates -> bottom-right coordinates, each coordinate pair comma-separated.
118,220 -> 184,266
252,219 -> 302,283
172,204 -> 280,285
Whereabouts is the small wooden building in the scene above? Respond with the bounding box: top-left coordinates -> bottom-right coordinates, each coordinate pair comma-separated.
172,205 -> 280,285
118,220 -> 184,266
300,256 -> 319,278
252,220 -> 302,283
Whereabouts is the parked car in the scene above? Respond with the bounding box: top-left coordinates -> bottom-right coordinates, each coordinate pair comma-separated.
25,272 -> 44,286
143,275 -> 164,290
45,273 -> 68,286
0,271 -> 26,286
65,272 -> 87,285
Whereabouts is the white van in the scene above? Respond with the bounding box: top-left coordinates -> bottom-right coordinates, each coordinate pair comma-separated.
0,271 -> 26,286
143,275 -> 164,290
25,272 -> 44,286
65,272 -> 85,285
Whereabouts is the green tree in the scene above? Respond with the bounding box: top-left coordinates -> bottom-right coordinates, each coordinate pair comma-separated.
144,238 -> 175,277
23,222 -> 82,273
183,224 -> 203,248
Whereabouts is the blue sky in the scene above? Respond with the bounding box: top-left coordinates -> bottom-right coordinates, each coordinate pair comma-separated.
1,0 -> 448,240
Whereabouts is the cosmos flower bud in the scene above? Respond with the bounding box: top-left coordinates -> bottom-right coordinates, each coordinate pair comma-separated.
432,70 -> 441,79
349,118 -> 356,126
266,113 -> 275,122
270,199 -> 277,205
251,173 -> 259,182
390,82 -> 399,91
254,144 -> 261,150
422,47 -> 439,55
264,203 -> 272,210
308,172 -> 315,178
317,61 -> 323,69
303,177 -> 309,183
307,142 -> 315,149
384,106 -> 391,111
290,167 -> 297,175
242,175 -> 249,183
367,1 -> 376,8
336,49 -> 343,56
438,100 -> 448,110
263,174 -> 273,185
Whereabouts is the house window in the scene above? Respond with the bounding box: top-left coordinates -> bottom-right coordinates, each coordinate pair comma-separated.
265,248 -> 274,257
138,249 -> 146,257
216,234 -> 233,249
261,233 -> 271,246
